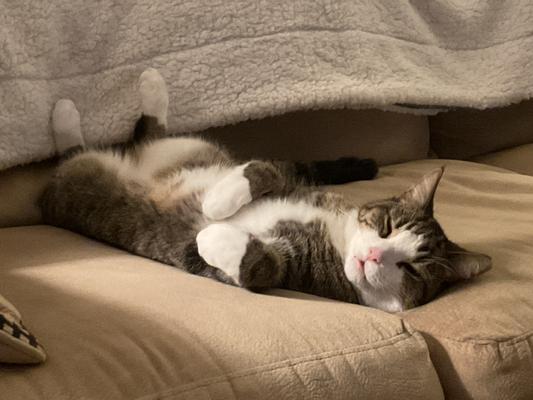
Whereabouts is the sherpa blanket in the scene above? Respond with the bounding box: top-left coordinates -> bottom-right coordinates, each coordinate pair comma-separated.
1,1 -> 533,170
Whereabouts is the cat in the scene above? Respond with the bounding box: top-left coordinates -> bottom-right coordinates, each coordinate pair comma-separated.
40,68 -> 491,312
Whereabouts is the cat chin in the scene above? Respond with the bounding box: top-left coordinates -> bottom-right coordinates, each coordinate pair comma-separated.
357,289 -> 405,313
346,277 -> 405,313
344,258 -> 405,312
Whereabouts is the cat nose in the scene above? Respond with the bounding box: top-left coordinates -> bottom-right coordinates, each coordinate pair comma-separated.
367,247 -> 383,264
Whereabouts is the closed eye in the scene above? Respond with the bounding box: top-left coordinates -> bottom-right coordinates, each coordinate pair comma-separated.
379,214 -> 392,238
417,244 -> 431,256
397,262 -> 423,280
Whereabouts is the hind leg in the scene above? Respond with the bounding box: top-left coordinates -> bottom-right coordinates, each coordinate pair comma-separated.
52,99 -> 85,156
133,67 -> 169,143
133,67 -> 233,178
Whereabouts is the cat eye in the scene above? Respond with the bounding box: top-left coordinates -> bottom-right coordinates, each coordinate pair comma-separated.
379,214 -> 392,238
417,245 -> 430,254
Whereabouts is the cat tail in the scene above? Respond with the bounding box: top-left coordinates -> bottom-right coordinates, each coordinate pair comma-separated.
280,157 -> 378,185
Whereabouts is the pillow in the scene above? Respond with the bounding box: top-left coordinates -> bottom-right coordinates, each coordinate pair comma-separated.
430,99 -> 533,159
0,294 -> 46,364
204,109 -> 430,165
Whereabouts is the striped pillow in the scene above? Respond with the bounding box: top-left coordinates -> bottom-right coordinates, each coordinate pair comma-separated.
0,294 -> 46,364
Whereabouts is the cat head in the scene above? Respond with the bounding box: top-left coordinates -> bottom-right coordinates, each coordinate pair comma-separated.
344,167 -> 491,312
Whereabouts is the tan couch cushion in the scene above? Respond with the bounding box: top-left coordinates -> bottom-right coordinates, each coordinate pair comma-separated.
204,109 -> 429,165
333,160 -> 533,400
0,226 -> 442,400
472,143 -> 533,176
3,158 -> 532,400
0,161 -> 55,228
430,99 -> 533,159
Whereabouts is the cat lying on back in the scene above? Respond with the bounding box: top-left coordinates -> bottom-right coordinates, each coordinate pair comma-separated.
40,68 -> 491,312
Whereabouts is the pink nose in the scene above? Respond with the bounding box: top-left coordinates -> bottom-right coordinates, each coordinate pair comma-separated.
367,247 -> 383,264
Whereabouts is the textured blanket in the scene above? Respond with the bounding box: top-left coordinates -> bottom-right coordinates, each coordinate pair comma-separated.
1,1 -> 533,170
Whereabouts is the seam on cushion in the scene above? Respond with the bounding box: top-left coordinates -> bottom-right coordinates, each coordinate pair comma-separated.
135,331 -> 417,400
422,329 -> 533,346
2,28 -> 533,82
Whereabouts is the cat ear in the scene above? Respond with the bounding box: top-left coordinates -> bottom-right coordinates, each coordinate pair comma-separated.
399,167 -> 444,215
446,241 -> 492,280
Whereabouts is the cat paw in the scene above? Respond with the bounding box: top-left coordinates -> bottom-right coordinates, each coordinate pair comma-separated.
52,99 -> 85,155
139,67 -> 168,126
196,224 -> 249,285
202,165 -> 252,220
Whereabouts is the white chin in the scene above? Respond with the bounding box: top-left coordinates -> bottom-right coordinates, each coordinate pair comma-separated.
359,290 -> 404,313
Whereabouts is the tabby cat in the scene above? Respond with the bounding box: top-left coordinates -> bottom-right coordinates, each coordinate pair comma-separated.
40,68 -> 491,312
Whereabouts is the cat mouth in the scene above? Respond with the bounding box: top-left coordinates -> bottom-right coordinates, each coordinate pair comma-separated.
345,256 -> 382,287
354,258 -> 384,286
354,258 -> 370,281
355,258 -> 379,273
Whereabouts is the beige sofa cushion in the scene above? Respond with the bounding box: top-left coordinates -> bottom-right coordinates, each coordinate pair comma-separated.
472,143 -> 533,176
0,226 -> 443,400
204,109 -> 429,165
0,161 -> 55,228
430,99 -> 533,159
3,158 -> 532,400
333,160 -> 533,400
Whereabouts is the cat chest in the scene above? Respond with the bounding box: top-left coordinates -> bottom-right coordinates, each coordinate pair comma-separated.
229,200 -> 347,256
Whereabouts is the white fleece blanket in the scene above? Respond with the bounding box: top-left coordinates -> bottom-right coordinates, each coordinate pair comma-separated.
1,1 -> 533,170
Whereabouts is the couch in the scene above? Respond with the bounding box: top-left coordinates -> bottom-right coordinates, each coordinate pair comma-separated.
1,101 -> 533,400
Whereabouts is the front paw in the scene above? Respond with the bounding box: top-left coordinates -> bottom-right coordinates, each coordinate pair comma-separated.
202,165 -> 252,220
196,224 -> 250,284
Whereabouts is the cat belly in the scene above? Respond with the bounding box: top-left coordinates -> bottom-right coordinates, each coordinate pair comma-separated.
137,137 -> 214,178
148,166 -> 231,211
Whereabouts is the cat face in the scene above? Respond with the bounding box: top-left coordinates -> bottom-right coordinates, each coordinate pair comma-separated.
344,167 -> 492,312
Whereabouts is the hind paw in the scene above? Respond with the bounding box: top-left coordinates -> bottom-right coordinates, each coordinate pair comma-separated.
52,99 -> 84,155
139,67 -> 168,126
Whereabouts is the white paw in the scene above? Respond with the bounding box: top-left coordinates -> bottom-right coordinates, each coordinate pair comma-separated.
196,224 -> 249,284
202,165 -> 252,220
52,99 -> 84,155
139,67 -> 168,126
